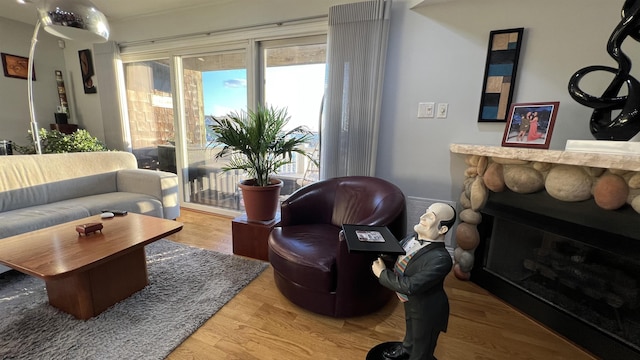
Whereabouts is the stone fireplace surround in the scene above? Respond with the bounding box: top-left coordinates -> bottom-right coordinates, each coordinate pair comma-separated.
450,143 -> 640,359
450,143 -> 640,278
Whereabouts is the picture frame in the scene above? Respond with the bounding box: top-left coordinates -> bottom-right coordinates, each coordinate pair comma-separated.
502,102 -> 559,149
1,53 -> 35,80
478,28 -> 524,122
78,49 -> 96,94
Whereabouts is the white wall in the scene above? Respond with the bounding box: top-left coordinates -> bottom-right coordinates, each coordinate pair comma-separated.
376,0 -> 632,203
0,17 -> 67,149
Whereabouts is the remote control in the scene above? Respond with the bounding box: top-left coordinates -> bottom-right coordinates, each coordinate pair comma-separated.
102,210 -> 128,216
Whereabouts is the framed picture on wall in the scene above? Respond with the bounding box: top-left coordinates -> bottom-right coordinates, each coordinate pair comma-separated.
478,28 -> 524,122
502,102 -> 559,149
1,53 -> 35,80
78,49 -> 96,94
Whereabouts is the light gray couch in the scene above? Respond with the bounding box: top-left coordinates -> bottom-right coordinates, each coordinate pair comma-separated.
0,151 -> 180,273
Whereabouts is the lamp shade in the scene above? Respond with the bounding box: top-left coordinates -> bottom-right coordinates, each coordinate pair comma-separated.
37,0 -> 109,43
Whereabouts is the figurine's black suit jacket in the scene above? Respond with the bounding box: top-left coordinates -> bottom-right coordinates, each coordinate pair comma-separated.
378,237 -> 453,358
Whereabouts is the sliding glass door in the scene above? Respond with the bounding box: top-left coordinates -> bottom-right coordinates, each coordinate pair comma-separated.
260,37 -> 326,195
180,52 -> 247,211
123,60 -> 174,172
122,34 -> 326,215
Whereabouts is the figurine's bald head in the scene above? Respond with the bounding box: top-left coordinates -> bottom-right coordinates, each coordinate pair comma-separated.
414,203 -> 456,242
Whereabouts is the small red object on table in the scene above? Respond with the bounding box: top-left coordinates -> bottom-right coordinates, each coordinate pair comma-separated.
76,222 -> 103,236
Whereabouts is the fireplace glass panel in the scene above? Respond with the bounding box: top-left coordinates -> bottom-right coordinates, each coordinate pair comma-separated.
486,216 -> 640,351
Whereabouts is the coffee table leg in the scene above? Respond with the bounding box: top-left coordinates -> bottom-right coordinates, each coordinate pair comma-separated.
45,248 -> 148,319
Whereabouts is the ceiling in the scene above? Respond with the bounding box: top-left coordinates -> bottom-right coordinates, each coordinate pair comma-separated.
0,0 -> 237,26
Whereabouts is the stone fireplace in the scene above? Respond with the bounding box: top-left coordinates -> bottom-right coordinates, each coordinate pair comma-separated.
450,144 -> 640,359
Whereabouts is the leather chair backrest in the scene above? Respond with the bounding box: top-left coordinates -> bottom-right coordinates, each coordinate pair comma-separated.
330,176 -> 404,228
280,175 -> 407,239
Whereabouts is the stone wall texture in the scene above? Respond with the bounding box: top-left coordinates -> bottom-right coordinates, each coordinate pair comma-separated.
453,154 -> 640,280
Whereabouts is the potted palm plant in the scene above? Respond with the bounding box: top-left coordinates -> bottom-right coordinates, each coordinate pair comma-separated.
208,105 -> 317,221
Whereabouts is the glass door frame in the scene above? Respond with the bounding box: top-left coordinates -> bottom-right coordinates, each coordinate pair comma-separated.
256,34 -> 327,104
171,43 -> 254,217
119,20 -> 328,217
257,35 -> 327,194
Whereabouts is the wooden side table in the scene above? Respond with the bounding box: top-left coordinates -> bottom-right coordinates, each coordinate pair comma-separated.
232,213 -> 280,261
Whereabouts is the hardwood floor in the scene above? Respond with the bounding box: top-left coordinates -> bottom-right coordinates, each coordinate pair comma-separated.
165,208 -> 597,359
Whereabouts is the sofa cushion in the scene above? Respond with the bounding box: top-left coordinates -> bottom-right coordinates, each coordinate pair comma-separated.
78,192 -> 164,218
0,152 -> 136,212
268,224 -> 340,292
0,192 -> 163,239
0,173 -> 119,213
48,173 -> 118,204
0,204 -> 91,239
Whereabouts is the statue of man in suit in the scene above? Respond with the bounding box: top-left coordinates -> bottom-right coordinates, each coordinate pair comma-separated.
371,203 -> 456,360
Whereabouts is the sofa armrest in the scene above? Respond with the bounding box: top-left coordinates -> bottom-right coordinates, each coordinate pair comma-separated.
116,169 -> 180,219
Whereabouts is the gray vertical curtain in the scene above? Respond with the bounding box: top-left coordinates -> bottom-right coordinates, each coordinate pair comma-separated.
320,0 -> 391,179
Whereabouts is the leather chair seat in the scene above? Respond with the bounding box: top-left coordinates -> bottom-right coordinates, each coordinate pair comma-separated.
269,224 -> 340,292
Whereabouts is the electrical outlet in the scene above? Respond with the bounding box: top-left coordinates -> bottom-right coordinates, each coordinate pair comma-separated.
418,102 -> 435,118
437,103 -> 448,118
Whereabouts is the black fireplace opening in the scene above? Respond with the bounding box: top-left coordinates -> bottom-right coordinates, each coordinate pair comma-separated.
473,190 -> 640,360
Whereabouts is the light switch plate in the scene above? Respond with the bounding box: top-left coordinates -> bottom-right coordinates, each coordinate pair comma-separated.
437,103 -> 448,118
418,102 -> 435,118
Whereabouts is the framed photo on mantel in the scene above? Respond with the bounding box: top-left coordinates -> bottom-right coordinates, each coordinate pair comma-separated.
501,101 -> 559,149
478,28 -> 524,123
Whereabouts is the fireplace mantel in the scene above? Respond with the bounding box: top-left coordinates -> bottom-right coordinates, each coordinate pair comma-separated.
448,142 -> 640,281
450,143 -> 640,171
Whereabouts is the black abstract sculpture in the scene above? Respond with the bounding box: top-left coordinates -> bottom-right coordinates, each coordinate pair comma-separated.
568,0 -> 640,140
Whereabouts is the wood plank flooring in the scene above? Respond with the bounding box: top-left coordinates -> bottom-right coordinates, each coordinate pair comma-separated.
165,208 -> 597,359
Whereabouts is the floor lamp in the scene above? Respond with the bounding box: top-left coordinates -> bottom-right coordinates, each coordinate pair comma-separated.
23,0 -> 110,154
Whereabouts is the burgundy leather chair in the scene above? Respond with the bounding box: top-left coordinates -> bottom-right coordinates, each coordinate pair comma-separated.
268,176 -> 406,317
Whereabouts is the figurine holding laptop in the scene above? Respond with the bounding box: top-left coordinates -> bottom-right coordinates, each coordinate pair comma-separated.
342,224 -> 405,256
370,203 -> 456,360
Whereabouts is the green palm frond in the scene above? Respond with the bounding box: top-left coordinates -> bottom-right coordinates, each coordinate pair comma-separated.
208,105 -> 316,187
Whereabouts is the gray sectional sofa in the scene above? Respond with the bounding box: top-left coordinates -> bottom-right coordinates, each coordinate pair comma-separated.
0,151 -> 180,273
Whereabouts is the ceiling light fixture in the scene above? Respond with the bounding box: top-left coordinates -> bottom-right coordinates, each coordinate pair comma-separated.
26,0 -> 110,154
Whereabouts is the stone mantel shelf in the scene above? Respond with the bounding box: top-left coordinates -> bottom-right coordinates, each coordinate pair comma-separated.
450,143 -> 640,172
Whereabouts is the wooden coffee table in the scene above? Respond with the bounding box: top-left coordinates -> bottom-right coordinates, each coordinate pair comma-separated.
0,213 -> 183,319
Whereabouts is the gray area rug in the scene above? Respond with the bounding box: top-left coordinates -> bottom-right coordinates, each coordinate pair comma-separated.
0,239 -> 268,359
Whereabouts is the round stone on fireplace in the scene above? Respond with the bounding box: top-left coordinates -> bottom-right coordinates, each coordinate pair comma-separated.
477,155 -> 488,175
628,172 -> 640,188
483,162 -> 505,192
455,222 -> 480,250
632,195 -> 640,213
453,247 -> 474,272
593,173 -> 629,210
470,177 -> 488,211
546,165 -> 593,202
453,263 -> 471,280
460,209 -> 482,224
503,165 -> 545,194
